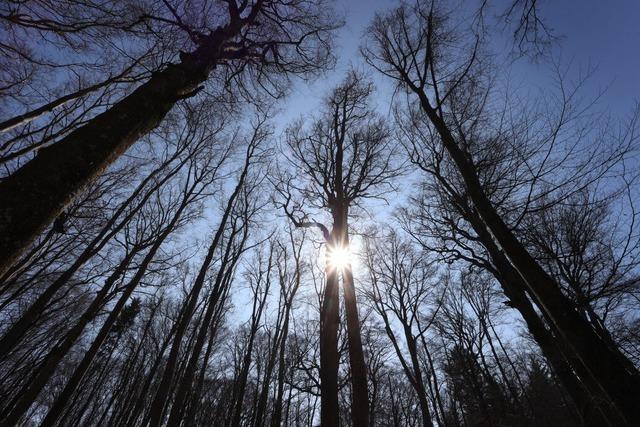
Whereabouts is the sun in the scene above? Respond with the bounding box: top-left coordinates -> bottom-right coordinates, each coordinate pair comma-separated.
326,244 -> 353,271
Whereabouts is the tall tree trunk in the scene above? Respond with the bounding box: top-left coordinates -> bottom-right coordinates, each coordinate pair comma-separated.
320,265 -> 340,427
418,92 -> 640,425
332,206 -> 369,427
167,235 -> 242,427
122,319 -> 179,427
477,315 -> 526,416
146,142 -> 254,426
0,23 -> 244,277
485,316 -> 530,407
459,201 -> 614,426
481,236 -> 610,423
0,226 -> 55,287
0,147 -> 185,357
421,344 -> 446,425
369,266 -> 434,427
255,253 -> 302,427
342,269 -> 370,427
41,192 -> 189,427
495,268 -> 614,426
229,248 -> 272,427
252,331 -> 281,427
74,339 -> 120,426
183,294 -> 229,427
0,246 -> 139,426
401,324 -> 435,427
98,301 -> 160,427
270,290 -> 298,427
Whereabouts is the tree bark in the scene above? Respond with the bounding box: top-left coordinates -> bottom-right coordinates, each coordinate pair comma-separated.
0,23 -> 241,277
0,246 -> 138,426
417,91 -> 640,425
340,244 -> 370,426
320,265 -> 340,427
0,146 -> 186,357
330,200 -> 369,427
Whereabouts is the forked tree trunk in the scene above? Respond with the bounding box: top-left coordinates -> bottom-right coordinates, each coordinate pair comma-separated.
320,204 -> 371,427
318,147 -> 370,426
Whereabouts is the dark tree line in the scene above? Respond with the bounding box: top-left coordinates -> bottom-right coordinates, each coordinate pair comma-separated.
1,1 -> 639,426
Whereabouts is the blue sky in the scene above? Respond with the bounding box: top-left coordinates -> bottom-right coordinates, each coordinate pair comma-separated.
540,0 -> 640,115
282,0 -> 640,120
272,0 -> 640,226
232,0 -> 640,323
254,0 -> 640,312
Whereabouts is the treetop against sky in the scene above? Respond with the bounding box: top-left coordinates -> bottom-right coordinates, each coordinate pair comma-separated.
1,1 -> 640,426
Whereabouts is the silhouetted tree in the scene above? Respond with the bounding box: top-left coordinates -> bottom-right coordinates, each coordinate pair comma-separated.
0,0 -> 340,277
279,71 -> 401,426
362,2 -> 640,423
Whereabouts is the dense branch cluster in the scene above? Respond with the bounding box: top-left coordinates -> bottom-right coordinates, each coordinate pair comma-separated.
0,1 -> 638,426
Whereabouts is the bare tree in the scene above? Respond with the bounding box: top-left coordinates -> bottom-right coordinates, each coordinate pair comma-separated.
0,0 -> 340,277
362,2 -> 640,424
0,104 -> 227,359
363,230 -> 442,427
146,116 -> 267,426
277,71 -> 401,426
38,123 -> 231,427
0,103 -> 231,426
